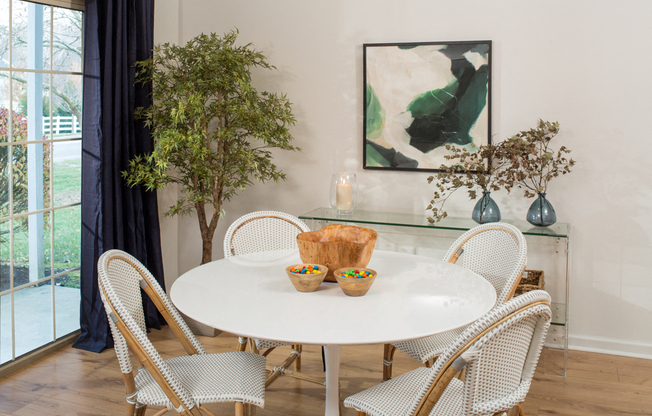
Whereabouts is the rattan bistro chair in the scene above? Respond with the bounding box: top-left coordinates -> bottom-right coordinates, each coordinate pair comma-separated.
384,222 -> 528,380
346,290 -> 552,416
223,211 -> 324,387
98,249 -> 266,416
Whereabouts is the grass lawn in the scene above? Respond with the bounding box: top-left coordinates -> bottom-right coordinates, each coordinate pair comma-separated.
1,157 -> 81,289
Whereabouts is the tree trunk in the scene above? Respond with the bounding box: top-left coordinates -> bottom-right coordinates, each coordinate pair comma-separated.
201,236 -> 212,264
196,202 -> 222,265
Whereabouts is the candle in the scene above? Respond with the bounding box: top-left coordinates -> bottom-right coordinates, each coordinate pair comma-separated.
336,183 -> 353,210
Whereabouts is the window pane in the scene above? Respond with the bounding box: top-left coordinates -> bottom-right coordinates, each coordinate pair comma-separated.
0,219 -> 9,292
55,271 -> 79,338
52,140 -> 80,206
0,3 -> 8,68
13,71 -> 48,142
51,8 -> 82,73
11,1 -> 47,71
11,142 -> 26,215
11,142 -> 48,216
0,293 -> 11,364
14,280 -> 53,357
10,0 -> 28,69
41,6 -> 51,71
52,74 -> 81,137
11,70 -> 26,118
13,212 -> 48,283
54,205 -> 80,273
0,144 -> 8,218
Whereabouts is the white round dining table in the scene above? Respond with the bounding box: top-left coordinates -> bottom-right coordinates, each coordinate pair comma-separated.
170,249 -> 496,416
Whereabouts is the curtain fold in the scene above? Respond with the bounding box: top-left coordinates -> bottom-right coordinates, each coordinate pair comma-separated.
73,0 -> 164,353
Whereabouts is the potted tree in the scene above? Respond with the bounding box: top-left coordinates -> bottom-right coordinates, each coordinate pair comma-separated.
123,30 -> 298,264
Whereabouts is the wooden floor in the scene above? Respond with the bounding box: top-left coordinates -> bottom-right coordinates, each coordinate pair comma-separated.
0,326 -> 651,415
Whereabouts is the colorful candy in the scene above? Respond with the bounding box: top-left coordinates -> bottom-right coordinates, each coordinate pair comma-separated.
339,269 -> 372,279
291,265 -> 322,274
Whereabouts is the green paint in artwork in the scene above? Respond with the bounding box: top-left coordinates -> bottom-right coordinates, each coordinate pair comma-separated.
366,84 -> 385,139
407,80 -> 459,120
366,144 -> 390,167
447,65 -> 488,145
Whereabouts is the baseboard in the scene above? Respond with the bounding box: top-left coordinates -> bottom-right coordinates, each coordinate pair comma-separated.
570,335 -> 652,360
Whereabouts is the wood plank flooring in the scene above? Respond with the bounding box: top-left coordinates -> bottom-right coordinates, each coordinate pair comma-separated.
0,326 -> 650,415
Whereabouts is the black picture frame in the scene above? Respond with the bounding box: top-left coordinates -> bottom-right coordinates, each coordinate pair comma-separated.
363,40 -> 492,172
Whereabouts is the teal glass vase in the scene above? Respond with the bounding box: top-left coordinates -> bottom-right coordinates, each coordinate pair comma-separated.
527,193 -> 557,227
472,192 -> 501,224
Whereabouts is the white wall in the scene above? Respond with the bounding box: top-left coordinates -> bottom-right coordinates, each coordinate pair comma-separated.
154,0 -> 652,358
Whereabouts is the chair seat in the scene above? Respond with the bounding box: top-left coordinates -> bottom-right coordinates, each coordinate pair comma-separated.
345,362 -> 508,416
254,338 -> 291,351
344,367 -> 431,416
134,351 -> 266,409
392,326 -> 467,363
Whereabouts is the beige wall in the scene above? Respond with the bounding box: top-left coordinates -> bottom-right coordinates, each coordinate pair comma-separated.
154,0 -> 652,357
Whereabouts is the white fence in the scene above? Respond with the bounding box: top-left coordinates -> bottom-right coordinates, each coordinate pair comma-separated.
43,116 -> 80,135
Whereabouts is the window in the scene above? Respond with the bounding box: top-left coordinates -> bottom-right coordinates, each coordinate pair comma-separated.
0,0 -> 82,364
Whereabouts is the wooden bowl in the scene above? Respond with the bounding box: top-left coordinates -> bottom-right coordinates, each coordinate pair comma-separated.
286,264 -> 328,292
297,224 -> 378,282
334,267 -> 377,297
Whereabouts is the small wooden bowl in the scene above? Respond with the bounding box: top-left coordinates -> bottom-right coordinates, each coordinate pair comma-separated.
286,264 -> 328,292
334,267 -> 377,297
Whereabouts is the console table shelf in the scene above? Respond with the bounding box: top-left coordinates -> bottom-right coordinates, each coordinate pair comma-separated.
299,207 -> 570,377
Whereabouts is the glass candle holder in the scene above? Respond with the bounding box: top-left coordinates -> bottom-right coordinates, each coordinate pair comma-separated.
330,172 -> 358,215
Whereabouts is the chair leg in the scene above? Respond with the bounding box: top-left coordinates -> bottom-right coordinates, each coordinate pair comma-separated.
133,404 -> 147,416
244,403 -> 257,416
357,412 -> 368,416
383,344 -> 397,381
125,403 -> 137,416
235,402 -> 244,416
237,337 -> 248,352
265,350 -> 300,387
293,344 -> 302,372
248,338 -> 260,354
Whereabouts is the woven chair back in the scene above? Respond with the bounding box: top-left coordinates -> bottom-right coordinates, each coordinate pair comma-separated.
408,290 -> 551,416
223,210 -> 310,257
98,249 -> 197,412
443,222 -> 527,304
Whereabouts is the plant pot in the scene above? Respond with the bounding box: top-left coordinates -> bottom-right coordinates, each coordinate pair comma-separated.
527,193 -> 557,227
472,191 -> 501,224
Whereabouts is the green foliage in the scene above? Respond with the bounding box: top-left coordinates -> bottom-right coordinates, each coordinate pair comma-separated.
502,120 -> 575,198
426,120 -> 575,223
122,30 -> 298,263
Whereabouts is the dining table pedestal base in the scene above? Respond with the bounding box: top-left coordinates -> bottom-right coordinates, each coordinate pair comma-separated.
324,345 -> 342,416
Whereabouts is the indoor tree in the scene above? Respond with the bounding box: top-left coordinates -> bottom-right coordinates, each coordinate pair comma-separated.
123,30 -> 298,264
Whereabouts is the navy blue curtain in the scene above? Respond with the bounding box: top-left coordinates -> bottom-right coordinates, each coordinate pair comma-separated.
73,0 -> 165,352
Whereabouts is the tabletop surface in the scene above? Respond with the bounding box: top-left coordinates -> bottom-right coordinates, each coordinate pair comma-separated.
170,250 -> 497,346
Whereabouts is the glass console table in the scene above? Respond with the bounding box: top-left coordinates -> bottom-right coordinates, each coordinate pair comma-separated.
300,207 -> 570,377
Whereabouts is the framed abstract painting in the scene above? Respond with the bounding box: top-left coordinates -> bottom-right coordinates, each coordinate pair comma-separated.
363,40 -> 492,172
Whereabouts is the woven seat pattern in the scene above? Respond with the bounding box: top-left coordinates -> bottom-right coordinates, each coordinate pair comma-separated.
345,290 -> 551,416
134,352 -> 265,408
223,210 -> 310,257
389,223 -> 527,365
98,249 -> 266,414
